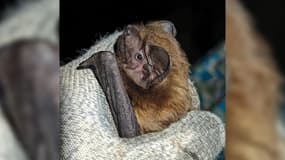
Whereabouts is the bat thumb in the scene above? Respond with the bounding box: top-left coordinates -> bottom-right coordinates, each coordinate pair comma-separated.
76,65 -> 87,70
76,55 -> 97,70
76,61 -> 91,70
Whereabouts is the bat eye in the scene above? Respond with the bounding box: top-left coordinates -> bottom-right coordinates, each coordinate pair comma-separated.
135,53 -> 144,61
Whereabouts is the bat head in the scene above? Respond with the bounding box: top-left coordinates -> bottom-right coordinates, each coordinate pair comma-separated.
115,22 -> 174,90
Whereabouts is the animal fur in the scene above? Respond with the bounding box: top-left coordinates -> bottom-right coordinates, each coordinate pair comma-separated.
120,21 -> 195,133
226,0 -> 283,159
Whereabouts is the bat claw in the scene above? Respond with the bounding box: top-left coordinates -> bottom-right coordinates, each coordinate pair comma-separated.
76,65 -> 86,70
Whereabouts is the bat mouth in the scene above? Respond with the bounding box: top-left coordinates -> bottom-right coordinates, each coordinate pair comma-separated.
141,71 -> 169,89
147,74 -> 166,88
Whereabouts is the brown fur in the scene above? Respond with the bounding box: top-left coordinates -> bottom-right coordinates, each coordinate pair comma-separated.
226,0 -> 283,159
121,21 -> 195,133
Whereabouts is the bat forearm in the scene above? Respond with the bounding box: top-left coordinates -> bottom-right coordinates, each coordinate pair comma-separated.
78,51 -> 141,138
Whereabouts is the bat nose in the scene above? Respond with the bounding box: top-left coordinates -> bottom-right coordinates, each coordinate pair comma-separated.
143,64 -> 153,72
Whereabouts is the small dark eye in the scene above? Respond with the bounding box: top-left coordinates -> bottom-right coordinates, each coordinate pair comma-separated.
135,53 -> 143,61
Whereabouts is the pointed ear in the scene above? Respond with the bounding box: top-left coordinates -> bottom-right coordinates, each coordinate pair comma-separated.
147,20 -> 177,37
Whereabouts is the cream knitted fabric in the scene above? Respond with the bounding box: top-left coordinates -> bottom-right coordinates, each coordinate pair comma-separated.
60,31 -> 225,160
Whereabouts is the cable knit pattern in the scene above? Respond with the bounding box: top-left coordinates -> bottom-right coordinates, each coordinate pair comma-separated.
60,31 -> 225,160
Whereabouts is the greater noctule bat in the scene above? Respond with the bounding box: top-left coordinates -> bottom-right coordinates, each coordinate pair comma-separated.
79,21 -> 195,134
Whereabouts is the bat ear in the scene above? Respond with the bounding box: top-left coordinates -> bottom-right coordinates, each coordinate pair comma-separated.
149,45 -> 171,73
147,20 -> 177,37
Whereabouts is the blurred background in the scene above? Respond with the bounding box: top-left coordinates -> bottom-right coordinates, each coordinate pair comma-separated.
241,0 -> 285,76
227,0 -> 285,160
0,0 -> 58,160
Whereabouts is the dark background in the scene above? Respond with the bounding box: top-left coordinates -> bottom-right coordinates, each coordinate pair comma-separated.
59,0 -> 225,66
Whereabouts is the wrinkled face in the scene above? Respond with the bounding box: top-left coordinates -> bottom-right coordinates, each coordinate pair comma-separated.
115,25 -> 171,89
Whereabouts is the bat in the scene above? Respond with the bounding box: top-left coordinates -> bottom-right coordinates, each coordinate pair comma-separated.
78,20 -> 195,135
